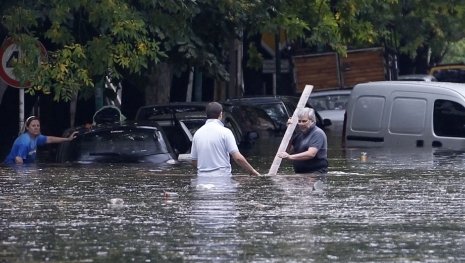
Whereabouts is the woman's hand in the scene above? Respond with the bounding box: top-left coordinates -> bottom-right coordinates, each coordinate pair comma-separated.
67,131 -> 79,141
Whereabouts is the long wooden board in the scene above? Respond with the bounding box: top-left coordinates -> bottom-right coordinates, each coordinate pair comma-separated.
267,85 -> 314,175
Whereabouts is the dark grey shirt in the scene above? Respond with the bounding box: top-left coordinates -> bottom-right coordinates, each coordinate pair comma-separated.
291,124 -> 328,173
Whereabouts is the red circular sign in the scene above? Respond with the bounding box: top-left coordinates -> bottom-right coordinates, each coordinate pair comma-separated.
0,38 -> 47,88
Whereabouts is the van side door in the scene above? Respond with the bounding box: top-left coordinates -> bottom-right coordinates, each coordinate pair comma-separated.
385,91 -> 429,147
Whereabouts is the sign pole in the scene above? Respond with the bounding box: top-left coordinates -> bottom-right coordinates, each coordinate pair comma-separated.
0,38 -> 47,134
19,87 -> 24,133
267,85 -> 314,175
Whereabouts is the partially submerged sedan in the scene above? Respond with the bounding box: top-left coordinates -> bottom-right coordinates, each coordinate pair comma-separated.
56,121 -> 178,164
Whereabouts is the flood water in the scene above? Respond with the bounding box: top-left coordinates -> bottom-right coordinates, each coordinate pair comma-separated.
2,132 -> 465,262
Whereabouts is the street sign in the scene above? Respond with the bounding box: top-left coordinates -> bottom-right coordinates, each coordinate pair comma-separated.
0,38 -> 47,88
261,29 -> 287,57
262,59 -> 290,73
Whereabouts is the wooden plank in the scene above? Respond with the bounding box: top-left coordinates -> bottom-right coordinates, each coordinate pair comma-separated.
268,85 -> 314,175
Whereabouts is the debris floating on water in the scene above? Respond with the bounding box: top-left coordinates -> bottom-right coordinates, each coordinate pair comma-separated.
313,180 -> 325,191
196,184 -> 216,190
163,191 -> 179,198
108,198 -> 124,208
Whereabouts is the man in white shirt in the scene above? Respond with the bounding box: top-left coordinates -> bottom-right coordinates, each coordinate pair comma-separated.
191,102 -> 260,177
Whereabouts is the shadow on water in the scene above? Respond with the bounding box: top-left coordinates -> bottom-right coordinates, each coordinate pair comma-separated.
2,131 -> 465,262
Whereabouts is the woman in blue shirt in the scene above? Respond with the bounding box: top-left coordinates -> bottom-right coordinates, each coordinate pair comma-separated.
3,116 -> 77,164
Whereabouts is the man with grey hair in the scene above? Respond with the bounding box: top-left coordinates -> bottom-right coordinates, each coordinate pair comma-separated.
191,102 -> 260,177
277,107 -> 328,173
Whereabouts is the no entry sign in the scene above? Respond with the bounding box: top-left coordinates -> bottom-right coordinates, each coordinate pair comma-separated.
0,38 -> 47,88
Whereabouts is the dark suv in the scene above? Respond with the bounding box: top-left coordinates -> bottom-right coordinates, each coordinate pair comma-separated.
226,96 -> 332,131
135,102 -> 260,155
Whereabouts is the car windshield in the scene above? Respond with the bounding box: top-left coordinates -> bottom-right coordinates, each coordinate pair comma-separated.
255,103 -> 289,124
72,129 -> 169,161
310,94 -> 350,111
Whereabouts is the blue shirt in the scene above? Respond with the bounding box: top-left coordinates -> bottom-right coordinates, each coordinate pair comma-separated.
3,133 -> 47,164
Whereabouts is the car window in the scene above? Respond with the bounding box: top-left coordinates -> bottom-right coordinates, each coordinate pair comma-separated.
71,129 -> 169,161
224,117 -> 242,142
256,103 -> 288,124
433,99 -> 465,137
432,69 -> 465,83
310,95 -> 350,111
182,120 -> 205,136
284,102 -> 295,116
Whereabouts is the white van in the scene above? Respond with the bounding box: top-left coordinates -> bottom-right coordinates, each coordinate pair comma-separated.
344,81 -> 465,149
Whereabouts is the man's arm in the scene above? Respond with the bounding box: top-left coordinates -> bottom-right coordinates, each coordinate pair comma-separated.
278,147 -> 318,160
46,131 -> 78,144
231,151 -> 260,176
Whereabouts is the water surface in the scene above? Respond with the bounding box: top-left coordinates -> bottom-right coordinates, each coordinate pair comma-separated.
2,134 -> 465,262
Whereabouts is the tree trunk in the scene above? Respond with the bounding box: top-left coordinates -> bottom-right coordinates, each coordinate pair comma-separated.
145,62 -> 173,105
414,45 -> 430,74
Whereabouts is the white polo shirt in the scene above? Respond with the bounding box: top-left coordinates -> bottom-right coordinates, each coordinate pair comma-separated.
191,119 -> 239,174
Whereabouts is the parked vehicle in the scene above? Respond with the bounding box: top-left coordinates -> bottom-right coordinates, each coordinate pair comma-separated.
344,81 -> 465,149
397,74 -> 438,81
55,121 -> 178,164
221,103 -> 278,136
135,102 -> 259,156
309,89 -> 351,122
429,63 -> 465,83
308,89 -> 351,132
227,96 -> 332,131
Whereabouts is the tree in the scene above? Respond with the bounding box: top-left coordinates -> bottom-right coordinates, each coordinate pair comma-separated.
384,0 -> 465,73
7,0 -> 463,105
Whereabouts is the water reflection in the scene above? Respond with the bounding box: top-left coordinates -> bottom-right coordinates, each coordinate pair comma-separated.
3,133 -> 465,262
187,176 -> 240,261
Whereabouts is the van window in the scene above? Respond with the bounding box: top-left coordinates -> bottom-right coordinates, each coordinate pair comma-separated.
351,96 -> 385,132
389,98 -> 427,134
433,100 -> 465,137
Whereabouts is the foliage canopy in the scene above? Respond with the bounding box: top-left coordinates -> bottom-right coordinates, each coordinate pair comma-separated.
2,0 -> 465,101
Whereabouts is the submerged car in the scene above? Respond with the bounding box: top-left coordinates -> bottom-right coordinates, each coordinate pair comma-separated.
429,63 -> 465,83
56,106 -> 178,164
309,89 -> 352,123
135,102 -> 259,155
222,103 -> 279,135
343,81 -> 465,149
227,96 -> 332,131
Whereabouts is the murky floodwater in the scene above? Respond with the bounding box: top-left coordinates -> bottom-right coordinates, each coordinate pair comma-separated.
2,133 -> 465,262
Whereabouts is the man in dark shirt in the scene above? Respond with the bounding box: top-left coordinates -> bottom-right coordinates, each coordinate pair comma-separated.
278,107 -> 328,173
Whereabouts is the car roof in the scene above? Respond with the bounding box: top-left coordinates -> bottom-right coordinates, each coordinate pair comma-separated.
354,81 -> 465,97
309,89 -> 352,97
228,96 -> 287,103
397,74 -> 437,81
139,102 -> 209,108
